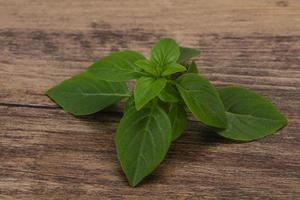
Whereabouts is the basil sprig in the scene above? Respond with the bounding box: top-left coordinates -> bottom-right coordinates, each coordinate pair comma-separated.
47,38 -> 287,187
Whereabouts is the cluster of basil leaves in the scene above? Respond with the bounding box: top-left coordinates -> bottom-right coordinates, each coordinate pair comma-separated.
47,38 -> 287,187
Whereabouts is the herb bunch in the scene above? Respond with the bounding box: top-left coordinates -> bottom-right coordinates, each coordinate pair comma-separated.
47,38 -> 287,187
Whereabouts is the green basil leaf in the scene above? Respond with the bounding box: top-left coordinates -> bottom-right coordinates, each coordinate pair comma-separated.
124,95 -> 135,113
176,73 -> 227,128
187,61 -> 199,74
177,47 -> 200,64
135,59 -> 157,76
161,63 -> 186,76
47,72 -> 129,115
217,87 -> 287,141
158,84 -> 180,103
151,38 -> 180,67
116,105 -> 172,187
169,103 -> 187,141
87,50 -> 145,81
134,76 -> 167,110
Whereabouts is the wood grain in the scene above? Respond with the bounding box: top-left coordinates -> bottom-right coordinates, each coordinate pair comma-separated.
0,0 -> 299,199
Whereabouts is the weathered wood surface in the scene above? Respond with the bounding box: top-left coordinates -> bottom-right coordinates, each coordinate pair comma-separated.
0,0 -> 300,199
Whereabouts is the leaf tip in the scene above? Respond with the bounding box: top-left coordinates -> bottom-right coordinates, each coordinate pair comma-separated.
134,102 -> 142,111
45,87 -> 53,96
128,180 -> 139,187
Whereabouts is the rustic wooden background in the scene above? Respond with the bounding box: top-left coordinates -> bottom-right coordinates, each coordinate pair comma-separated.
1,0 -> 299,199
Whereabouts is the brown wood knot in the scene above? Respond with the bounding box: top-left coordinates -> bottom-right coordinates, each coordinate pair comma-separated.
276,1 -> 289,7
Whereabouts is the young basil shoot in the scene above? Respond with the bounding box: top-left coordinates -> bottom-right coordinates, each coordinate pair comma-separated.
47,38 -> 287,187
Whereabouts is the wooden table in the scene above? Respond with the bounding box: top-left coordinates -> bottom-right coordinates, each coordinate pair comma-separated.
1,0 -> 299,199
